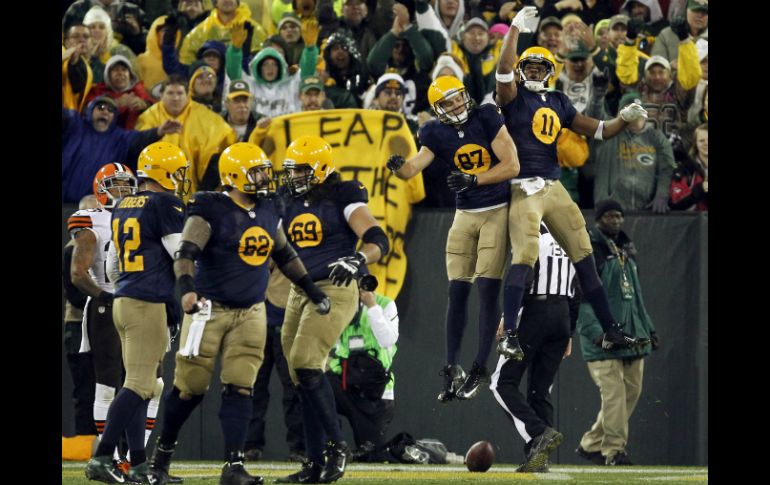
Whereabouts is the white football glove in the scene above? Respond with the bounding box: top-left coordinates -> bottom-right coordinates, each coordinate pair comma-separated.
511,6 -> 538,33
179,300 -> 211,358
619,102 -> 648,122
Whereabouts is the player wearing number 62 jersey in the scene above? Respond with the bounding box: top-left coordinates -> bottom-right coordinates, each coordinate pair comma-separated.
385,76 -> 521,406
147,142 -> 330,485
85,144 -> 189,483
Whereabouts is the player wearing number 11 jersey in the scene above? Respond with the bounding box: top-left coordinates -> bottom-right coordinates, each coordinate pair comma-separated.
385,76 -> 521,406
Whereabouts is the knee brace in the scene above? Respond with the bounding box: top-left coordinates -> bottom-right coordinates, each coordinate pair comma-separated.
222,383 -> 254,398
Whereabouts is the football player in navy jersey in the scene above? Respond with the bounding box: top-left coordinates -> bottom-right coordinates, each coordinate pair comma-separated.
276,135 -> 390,484
85,143 -> 189,484
489,5 -> 650,464
386,76 -> 521,405
147,142 -> 330,485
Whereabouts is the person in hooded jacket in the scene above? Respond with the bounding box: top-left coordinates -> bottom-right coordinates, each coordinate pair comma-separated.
224,20 -> 318,117
82,6 -> 139,84
137,15 -> 183,98
86,54 -> 155,129
62,95 -> 182,203
188,62 -> 223,113
179,0 -> 267,66
163,22 -> 228,98
321,31 -> 371,108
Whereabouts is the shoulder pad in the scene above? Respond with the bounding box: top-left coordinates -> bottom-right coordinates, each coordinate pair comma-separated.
186,191 -> 222,218
335,181 -> 369,205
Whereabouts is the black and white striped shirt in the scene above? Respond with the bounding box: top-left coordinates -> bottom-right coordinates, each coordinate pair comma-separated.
528,223 -> 577,297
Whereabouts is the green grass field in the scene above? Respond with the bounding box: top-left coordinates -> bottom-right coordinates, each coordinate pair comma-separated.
62,461 -> 708,484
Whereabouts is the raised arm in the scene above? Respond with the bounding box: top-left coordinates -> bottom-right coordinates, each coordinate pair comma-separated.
496,6 -> 538,106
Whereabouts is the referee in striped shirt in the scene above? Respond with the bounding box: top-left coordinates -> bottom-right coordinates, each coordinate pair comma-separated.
490,222 -> 579,473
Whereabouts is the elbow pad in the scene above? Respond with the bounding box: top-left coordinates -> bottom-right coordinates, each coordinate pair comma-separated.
362,226 -> 389,259
272,242 -> 299,267
174,240 -> 202,262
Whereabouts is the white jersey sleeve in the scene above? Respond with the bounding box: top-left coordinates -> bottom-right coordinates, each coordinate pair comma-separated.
67,208 -> 114,293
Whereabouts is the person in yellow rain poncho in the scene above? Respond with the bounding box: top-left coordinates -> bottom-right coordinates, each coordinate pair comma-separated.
179,0 -> 267,65
136,74 -> 236,197
137,15 -> 182,98
249,108 -> 425,299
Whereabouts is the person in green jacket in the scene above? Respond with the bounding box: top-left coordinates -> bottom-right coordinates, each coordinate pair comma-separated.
326,287 -> 399,460
575,199 -> 659,467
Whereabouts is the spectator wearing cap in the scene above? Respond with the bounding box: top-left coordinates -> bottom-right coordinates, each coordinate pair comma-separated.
593,19 -> 616,72
593,91 -> 675,212
225,10 -> 319,115
162,9 -> 228,91
685,39 -> 707,129
62,95 -> 182,203
317,0 -> 379,62
450,17 -> 503,106
321,31 -> 372,107
179,0 -> 267,66
137,15 -> 183,99
617,21 -> 701,142
366,2 -> 435,115
222,80 -> 261,142
367,73 -> 420,140
63,24 -> 94,112
608,14 -> 629,50
175,0 -> 212,38
413,0 -> 466,55
276,13 -> 306,66
651,0 -> 707,69
63,1 -> 149,56
83,6 -> 139,83
136,74 -> 237,194
298,75 -> 332,111
188,62 -> 222,112
85,54 -> 155,129
536,16 -> 563,55
488,23 -> 509,45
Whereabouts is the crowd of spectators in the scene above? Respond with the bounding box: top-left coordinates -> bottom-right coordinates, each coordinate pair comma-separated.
62,0 -> 709,209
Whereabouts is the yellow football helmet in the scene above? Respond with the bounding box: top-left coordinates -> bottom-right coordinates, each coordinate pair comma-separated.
136,142 -> 191,197
282,135 -> 335,196
427,76 -> 474,125
219,142 -> 275,197
516,47 -> 556,93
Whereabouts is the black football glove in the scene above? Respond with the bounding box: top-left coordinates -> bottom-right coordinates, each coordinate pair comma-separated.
592,67 -> 610,98
447,172 -> 478,192
387,154 -> 405,173
626,18 -> 644,41
162,12 -> 179,45
670,16 -> 690,41
328,252 -> 366,287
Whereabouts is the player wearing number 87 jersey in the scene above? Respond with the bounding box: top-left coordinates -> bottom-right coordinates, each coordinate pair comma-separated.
147,142 -> 330,485
385,76 -> 522,406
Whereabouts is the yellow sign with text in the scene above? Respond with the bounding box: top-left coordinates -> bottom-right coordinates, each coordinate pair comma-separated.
249,109 -> 426,299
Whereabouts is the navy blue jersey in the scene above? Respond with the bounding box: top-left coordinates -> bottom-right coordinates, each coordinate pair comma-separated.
112,191 -> 185,303
419,104 -> 510,209
188,192 -> 281,308
282,181 -> 366,282
500,88 -> 577,180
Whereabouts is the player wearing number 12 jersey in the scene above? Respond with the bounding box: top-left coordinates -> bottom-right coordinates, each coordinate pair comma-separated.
386,76 -> 521,406
85,143 -> 189,483
147,142 -> 330,485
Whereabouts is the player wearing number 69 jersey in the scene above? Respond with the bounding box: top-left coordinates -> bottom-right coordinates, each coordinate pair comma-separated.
146,142 -> 330,485
385,76 -> 521,406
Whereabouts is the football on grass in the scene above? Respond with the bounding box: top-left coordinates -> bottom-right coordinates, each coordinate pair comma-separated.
465,440 -> 495,472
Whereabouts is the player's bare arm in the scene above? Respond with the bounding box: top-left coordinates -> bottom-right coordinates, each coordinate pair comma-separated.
174,215 -> 212,313
571,106 -> 648,140
348,206 -> 387,264
496,7 -> 538,106
71,229 -> 106,299
480,125 -> 521,184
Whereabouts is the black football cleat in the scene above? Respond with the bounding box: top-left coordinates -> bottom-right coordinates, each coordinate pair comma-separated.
274,460 -> 322,483
606,451 -> 633,466
455,362 -> 489,400
85,455 -> 136,483
516,427 -> 563,473
602,323 -> 647,351
437,364 -> 466,403
219,455 -> 264,485
496,330 -> 525,361
575,446 -> 605,466
148,439 -> 184,484
319,440 -> 351,483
